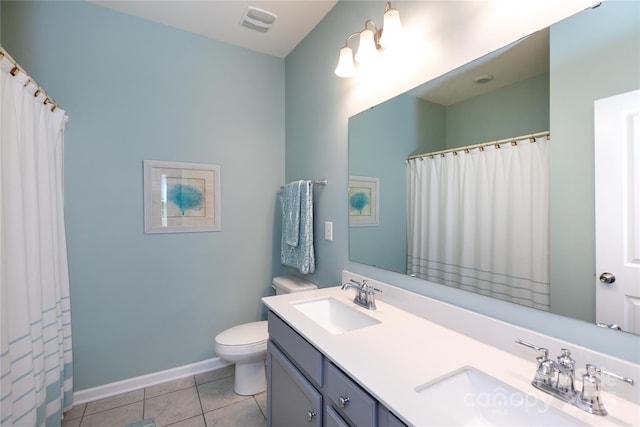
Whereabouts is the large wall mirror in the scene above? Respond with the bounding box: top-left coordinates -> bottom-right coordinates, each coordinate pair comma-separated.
348,1 -> 639,334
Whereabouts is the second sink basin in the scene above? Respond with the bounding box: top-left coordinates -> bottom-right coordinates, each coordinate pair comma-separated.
292,297 -> 381,334
415,366 -> 583,426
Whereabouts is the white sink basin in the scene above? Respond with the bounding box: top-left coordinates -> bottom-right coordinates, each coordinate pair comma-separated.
292,297 -> 381,334
415,367 -> 582,426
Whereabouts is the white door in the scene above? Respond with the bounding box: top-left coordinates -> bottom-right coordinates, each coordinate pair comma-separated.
595,89 -> 640,334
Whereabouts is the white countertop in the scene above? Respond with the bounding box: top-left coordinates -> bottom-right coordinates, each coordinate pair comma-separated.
262,285 -> 640,426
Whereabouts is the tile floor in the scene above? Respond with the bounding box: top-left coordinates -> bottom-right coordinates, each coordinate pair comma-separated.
61,366 -> 268,427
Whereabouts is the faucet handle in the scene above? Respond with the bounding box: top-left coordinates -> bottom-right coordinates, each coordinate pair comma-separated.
583,363 -> 634,386
515,339 -> 548,356
515,339 -> 556,386
579,364 -> 607,415
367,285 -> 382,295
591,364 -> 634,385
578,364 -> 634,415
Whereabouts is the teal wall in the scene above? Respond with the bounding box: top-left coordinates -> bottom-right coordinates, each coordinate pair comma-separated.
285,0 -> 639,363
1,1 -> 285,390
348,95 -> 421,273
445,73 -> 550,148
549,0 -> 640,322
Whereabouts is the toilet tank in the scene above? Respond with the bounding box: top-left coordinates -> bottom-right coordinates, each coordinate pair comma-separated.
272,275 -> 317,295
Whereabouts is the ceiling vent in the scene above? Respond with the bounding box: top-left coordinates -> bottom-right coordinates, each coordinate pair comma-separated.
240,6 -> 277,33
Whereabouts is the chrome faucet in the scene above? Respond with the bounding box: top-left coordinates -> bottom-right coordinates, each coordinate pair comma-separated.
341,279 -> 382,310
516,339 -> 634,415
555,349 -> 576,396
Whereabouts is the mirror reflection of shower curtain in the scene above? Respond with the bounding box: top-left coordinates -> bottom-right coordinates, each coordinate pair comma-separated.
407,138 -> 550,310
0,56 -> 73,426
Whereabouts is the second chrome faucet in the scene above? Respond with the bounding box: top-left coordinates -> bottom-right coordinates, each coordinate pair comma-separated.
516,338 -> 634,416
341,279 -> 382,310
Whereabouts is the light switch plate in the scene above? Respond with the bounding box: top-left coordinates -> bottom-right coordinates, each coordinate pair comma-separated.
325,221 -> 333,241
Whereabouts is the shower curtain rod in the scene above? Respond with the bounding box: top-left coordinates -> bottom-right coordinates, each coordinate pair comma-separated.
0,45 -> 61,112
406,131 -> 550,160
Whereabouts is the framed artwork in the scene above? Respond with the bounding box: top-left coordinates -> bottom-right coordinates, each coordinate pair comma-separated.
348,176 -> 379,227
143,160 -> 221,233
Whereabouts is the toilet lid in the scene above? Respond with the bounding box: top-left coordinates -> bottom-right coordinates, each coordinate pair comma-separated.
215,321 -> 268,346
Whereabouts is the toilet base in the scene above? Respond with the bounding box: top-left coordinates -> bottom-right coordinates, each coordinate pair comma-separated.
234,360 -> 266,395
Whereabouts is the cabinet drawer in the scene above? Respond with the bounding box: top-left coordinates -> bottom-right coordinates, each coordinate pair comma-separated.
268,311 -> 323,387
268,343 -> 322,427
327,363 -> 376,427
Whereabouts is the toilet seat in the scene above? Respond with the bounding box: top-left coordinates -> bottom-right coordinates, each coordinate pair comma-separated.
214,321 -> 268,355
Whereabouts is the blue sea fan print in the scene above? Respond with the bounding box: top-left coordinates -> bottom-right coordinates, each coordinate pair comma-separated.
167,184 -> 204,215
350,191 -> 370,214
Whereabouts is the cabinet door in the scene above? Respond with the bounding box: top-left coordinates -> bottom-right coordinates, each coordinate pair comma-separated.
268,342 -> 322,427
326,405 -> 350,427
378,405 -> 408,427
387,414 -> 406,427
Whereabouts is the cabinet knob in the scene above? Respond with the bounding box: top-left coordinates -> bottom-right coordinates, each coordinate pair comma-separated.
307,410 -> 317,422
338,395 -> 350,408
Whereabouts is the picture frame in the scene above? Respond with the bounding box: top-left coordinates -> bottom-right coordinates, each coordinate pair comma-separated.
143,160 -> 221,234
348,176 -> 379,227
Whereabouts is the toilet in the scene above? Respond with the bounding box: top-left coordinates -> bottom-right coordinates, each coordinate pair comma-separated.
214,275 -> 317,395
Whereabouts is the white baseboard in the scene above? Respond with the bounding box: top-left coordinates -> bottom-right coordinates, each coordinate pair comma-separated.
73,357 -> 232,405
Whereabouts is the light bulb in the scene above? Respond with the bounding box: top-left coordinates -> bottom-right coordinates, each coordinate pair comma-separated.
355,29 -> 378,64
334,46 -> 356,78
379,6 -> 405,49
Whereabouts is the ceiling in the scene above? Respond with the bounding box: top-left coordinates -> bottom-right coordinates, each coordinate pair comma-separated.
89,0 -> 338,58
409,28 -> 549,106
89,1 -> 549,106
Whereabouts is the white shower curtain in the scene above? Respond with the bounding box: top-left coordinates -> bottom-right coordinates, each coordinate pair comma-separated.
1,55 -> 73,426
407,137 -> 550,310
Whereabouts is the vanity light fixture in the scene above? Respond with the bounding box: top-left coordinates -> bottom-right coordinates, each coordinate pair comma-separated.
334,2 -> 405,78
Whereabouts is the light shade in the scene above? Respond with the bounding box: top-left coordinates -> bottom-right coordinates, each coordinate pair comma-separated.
355,29 -> 378,64
379,6 -> 405,49
334,46 -> 356,78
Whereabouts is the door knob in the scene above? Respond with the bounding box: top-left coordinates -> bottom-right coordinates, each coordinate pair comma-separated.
596,322 -> 622,330
599,272 -> 615,284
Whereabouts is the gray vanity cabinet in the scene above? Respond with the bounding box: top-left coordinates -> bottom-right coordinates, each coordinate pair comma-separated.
267,342 -> 322,426
267,311 -> 407,427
